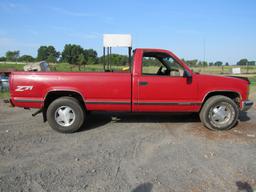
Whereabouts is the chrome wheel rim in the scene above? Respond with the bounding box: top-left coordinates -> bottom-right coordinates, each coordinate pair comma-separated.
210,103 -> 232,125
55,106 -> 75,127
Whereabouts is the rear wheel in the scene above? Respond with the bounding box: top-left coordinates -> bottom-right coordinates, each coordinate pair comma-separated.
47,97 -> 85,133
199,95 -> 239,130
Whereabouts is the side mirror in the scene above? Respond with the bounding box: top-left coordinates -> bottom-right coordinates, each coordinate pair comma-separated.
184,70 -> 192,78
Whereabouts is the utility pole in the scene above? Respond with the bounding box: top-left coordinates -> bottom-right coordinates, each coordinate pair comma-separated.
203,38 -> 206,67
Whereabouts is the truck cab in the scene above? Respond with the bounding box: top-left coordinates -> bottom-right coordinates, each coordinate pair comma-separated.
131,48 -> 198,112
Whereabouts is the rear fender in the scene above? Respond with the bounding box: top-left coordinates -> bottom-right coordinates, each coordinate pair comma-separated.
42,89 -> 86,122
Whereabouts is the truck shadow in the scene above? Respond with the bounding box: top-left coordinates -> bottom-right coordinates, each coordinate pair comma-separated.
236,181 -> 254,192
79,111 -> 251,132
239,111 -> 251,122
131,182 -> 153,192
79,112 -> 200,132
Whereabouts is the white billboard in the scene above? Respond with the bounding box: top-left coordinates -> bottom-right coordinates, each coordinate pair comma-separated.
103,34 -> 132,47
232,68 -> 241,74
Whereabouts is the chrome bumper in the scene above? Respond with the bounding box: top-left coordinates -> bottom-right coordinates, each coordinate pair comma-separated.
241,100 -> 254,111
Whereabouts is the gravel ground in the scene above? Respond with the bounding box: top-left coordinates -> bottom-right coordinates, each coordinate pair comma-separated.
0,100 -> 255,192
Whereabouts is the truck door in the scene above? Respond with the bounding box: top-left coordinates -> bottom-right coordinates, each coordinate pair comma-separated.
133,50 -> 200,112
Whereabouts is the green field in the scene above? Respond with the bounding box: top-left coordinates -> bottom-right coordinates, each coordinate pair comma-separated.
191,65 -> 256,74
0,63 -> 26,71
52,63 -> 122,72
0,91 -> 9,99
0,63 -> 125,72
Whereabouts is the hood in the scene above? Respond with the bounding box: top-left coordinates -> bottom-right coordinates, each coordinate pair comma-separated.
194,73 -> 249,101
194,73 -> 250,88
228,76 -> 250,84
195,73 -> 249,83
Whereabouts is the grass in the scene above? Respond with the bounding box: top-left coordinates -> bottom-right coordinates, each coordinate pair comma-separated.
52,63 -> 106,72
249,85 -> 256,100
51,63 -> 126,72
248,76 -> 256,84
0,62 -> 124,72
191,65 -> 256,74
0,63 -> 25,71
0,91 -> 9,99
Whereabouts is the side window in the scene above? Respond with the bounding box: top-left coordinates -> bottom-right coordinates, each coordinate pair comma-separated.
163,57 -> 185,77
142,56 -> 165,75
142,52 -> 184,77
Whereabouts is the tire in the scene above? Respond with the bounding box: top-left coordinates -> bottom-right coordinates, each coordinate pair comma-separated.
46,97 -> 85,133
199,95 -> 239,131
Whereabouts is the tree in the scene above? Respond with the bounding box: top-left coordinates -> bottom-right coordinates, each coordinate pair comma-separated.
197,61 -> 208,67
37,46 -> 48,61
78,53 -> 86,71
47,46 -> 59,63
61,44 -> 90,65
37,45 -> 59,62
248,61 -> 255,66
225,62 -> 229,66
237,59 -> 248,66
214,61 -> 223,66
18,55 -> 35,62
202,61 -> 208,67
84,49 -> 97,64
61,44 -> 72,63
197,61 -> 202,66
70,45 -> 84,64
98,54 -> 128,66
61,44 -> 84,64
0,57 -> 6,62
47,55 -> 57,63
5,50 -> 20,62
61,45 -> 98,66
185,60 -> 198,67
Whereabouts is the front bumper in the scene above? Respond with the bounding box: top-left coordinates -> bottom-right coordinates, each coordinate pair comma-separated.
241,100 -> 254,111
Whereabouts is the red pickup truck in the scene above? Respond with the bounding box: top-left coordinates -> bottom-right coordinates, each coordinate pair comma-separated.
9,48 -> 253,133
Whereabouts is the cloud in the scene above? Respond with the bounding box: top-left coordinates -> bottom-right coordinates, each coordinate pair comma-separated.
49,6 -> 115,24
0,36 -> 39,50
50,25 -> 101,40
175,29 -> 201,35
0,30 -> 7,36
0,2 -> 27,12
67,32 -> 100,40
0,37 -> 16,47
0,36 -> 40,56
51,25 -> 70,31
103,16 -> 115,24
50,7 -> 95,17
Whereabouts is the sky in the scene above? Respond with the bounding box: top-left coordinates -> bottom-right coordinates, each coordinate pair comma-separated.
0,0 -> 255,64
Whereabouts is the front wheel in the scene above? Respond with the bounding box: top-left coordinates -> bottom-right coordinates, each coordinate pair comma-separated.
47,97 -> 85,133
199,95 -> 239,130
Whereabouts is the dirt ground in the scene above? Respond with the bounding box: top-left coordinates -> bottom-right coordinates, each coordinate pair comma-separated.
0,100 -> 255,192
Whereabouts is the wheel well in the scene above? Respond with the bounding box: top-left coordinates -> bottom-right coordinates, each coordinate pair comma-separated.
43,91 -> 85,122
202,91 -> 241,108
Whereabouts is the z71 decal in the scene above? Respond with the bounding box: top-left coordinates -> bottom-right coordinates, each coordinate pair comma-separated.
15,86 -> 33,92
